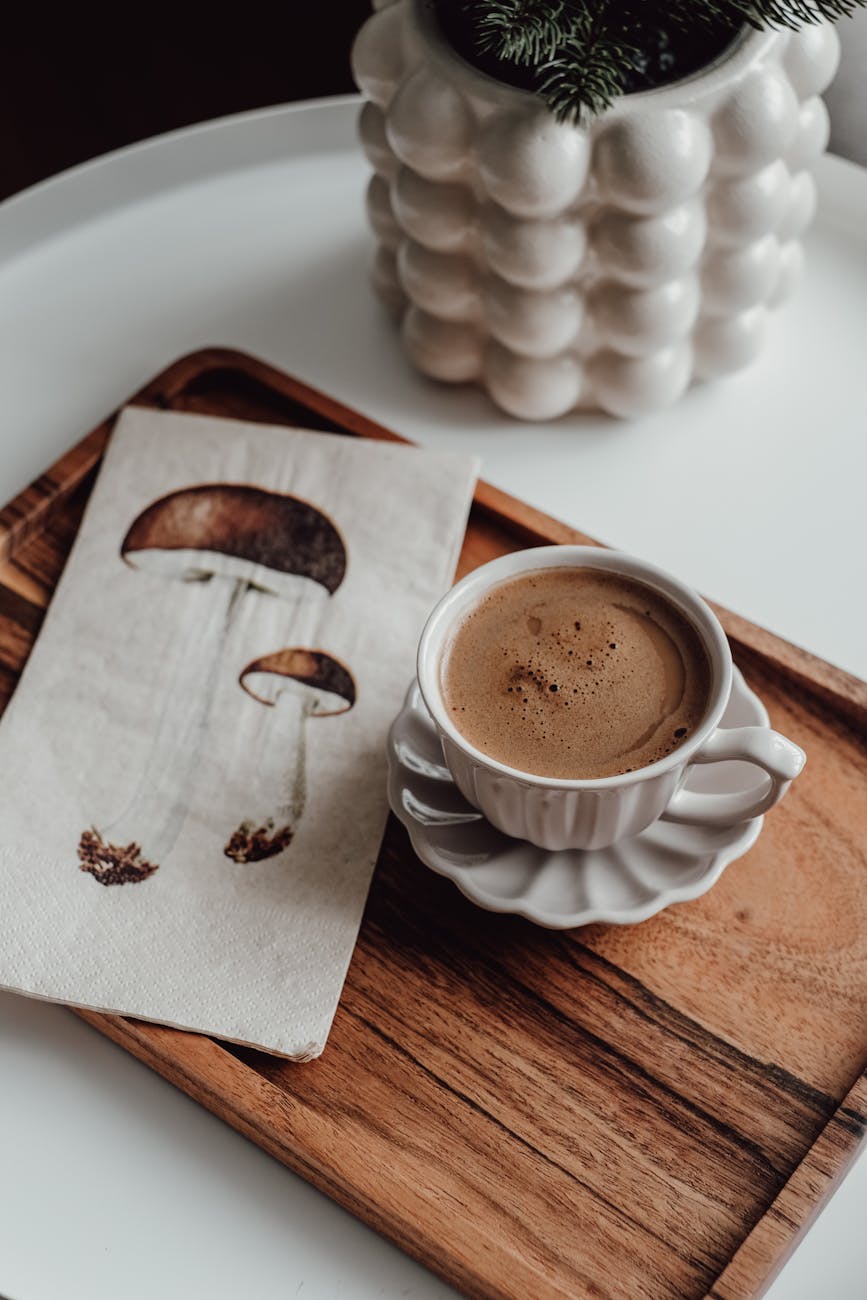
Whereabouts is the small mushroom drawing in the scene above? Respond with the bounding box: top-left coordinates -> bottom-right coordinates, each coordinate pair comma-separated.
77,484 -> 347,886
223,648 -> 356,863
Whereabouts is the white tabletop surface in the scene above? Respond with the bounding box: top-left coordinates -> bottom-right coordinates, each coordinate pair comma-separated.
0,93 -> 864,1300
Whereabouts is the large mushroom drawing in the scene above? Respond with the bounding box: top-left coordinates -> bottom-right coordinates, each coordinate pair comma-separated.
224,648 -> 356,863
77,484 -> 346,885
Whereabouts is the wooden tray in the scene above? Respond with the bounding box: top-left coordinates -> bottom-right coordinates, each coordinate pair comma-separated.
0,348 -> 864,1300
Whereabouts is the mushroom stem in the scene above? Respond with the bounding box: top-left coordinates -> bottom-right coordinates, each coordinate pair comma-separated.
223,692 -> 314,864
287,694 -> 312,825
77,575 -> 246,884
223,648 -> 356,865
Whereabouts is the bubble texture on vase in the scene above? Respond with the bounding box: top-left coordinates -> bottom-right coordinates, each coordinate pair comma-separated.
352,0 -> 839,419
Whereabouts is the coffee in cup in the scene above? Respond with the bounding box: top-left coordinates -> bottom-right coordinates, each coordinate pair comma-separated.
440,566 -> 712,780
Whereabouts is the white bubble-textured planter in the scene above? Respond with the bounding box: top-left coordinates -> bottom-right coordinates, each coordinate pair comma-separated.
352,0 -> 839,420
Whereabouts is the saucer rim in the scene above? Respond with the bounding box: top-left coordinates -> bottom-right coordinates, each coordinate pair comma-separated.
408,817 -> 763,929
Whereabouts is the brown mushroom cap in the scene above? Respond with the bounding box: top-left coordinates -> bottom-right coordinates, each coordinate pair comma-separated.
122,484 -> 346,595
240,649 -> 356,716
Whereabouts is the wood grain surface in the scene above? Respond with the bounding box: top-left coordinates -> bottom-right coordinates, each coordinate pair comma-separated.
0,348 -> 864,1300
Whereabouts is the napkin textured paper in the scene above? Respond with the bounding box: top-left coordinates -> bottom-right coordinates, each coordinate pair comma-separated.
0,408 -> 478,1058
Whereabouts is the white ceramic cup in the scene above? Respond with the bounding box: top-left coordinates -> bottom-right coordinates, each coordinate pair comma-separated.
416,546 -> 806,851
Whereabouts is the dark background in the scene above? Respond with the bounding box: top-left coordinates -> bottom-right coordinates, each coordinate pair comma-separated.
1,4 -> 372,202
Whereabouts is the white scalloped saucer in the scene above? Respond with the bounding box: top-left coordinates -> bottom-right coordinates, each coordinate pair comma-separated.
386,666 -> 767,928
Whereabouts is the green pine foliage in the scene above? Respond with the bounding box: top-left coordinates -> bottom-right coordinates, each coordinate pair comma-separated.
440,0 -> 860,122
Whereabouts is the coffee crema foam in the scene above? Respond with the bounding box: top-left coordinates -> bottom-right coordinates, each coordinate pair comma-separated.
441,567 -> 712,780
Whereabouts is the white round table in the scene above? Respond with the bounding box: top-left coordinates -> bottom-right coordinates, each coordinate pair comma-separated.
0,94 -> 864,1300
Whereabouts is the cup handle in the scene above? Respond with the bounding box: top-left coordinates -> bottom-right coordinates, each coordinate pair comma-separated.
662,727 -> 806,827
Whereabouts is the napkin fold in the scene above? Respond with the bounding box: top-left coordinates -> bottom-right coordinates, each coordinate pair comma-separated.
0,407 -> 478,1058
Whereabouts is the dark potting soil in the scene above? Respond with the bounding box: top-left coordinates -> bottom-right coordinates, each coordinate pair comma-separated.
435,1 -> 742,106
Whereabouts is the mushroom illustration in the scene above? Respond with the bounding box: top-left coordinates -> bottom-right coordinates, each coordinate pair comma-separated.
77,484 -> 346,885
224,648 -> 356,863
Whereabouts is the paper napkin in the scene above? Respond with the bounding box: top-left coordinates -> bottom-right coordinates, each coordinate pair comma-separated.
0,407 -> 478,1058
